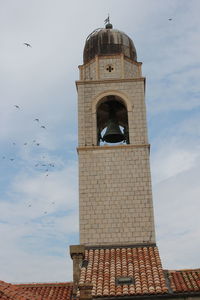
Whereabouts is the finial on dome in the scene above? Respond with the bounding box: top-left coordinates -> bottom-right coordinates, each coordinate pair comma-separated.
104,14 -> 113,29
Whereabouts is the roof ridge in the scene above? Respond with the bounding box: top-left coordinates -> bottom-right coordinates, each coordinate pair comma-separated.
168,269 -> 200,272
15,281 -> 73,286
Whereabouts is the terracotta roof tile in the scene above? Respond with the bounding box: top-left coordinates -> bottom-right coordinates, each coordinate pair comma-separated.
168,269 -> 200,293
78,245 -> 169,297
1,256 -> 200,299
0,280 -> 47,300
0,281 -> 73,300
16,282 -> 73,300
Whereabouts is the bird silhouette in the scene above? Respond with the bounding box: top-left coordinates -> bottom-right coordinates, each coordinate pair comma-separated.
41,125 -> 46,129
168,18 -> 172,21
36,143 -> 40,146
14,105 -> 20,109
24,43 -> 31,47
34,118 -> 39,122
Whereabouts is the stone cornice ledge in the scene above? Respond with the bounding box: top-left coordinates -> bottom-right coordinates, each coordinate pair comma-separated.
76,77 -> 145,86
77,144 -> 150,152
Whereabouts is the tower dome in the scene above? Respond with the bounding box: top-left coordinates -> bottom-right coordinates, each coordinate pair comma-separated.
83,23 -> 137,64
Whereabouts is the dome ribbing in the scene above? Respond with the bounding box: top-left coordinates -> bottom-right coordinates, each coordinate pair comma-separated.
83,25 -> 137,64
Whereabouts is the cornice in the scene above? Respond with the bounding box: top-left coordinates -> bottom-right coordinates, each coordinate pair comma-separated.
77,144 -> 150,153
76,77 -> 145,87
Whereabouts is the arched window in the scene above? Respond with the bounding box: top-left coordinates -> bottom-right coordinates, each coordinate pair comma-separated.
96,95 -> 129,146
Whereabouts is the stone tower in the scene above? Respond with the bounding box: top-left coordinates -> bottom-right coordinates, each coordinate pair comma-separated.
76,23 -> 155,246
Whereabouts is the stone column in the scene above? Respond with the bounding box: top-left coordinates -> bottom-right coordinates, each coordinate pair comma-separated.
79,283 -> 93,300
70,245 -> 85,295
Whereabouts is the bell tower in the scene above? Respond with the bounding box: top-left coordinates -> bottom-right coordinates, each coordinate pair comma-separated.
76,23 -> 155,246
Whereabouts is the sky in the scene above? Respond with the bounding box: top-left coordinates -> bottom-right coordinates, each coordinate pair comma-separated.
0,0 -> 200,283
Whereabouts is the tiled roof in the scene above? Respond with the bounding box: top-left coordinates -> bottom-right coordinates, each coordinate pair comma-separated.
16,282 -> 73,300
0,281 -> 73,300
0,280 -> 47,300
1,253 -> 200,299
168,269 -> 200,293
79,245 -> 169,297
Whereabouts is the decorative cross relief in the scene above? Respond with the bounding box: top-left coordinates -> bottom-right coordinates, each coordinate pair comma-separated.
106,65 -> 114,72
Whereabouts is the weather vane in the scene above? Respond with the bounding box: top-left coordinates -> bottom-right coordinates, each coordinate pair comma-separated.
104,14 -> 110,25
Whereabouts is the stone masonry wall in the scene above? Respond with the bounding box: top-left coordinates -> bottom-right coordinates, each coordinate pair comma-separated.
99,57 -> 122,80
79,145 -> 155,246
124,59 -> 140,78
79,55 -> 141,81
77,55 -> 155,246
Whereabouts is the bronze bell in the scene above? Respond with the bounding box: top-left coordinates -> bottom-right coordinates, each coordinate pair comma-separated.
102,119 -> 125,143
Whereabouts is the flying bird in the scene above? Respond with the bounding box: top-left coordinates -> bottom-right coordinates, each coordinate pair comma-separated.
36,143 -> 40,146
41,125 -> 46,129
12,142 -> 16,146
24,43 -> 31,47
34,118 -> 39,122
14,105 -> 20,109
168,18 -> 172,21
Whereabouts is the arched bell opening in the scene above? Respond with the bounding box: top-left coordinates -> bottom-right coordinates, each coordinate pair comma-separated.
96,95 -> 130,146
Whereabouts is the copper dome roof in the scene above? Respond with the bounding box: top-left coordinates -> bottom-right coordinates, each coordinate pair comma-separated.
83,24 -> 137,64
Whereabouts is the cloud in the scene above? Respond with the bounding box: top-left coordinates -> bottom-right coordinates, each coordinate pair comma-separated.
151,142 -> 200,184
150,97 -> 200,187
151,113 -> 200,269
0,160 -> 78,282
153,163 -> 200,269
